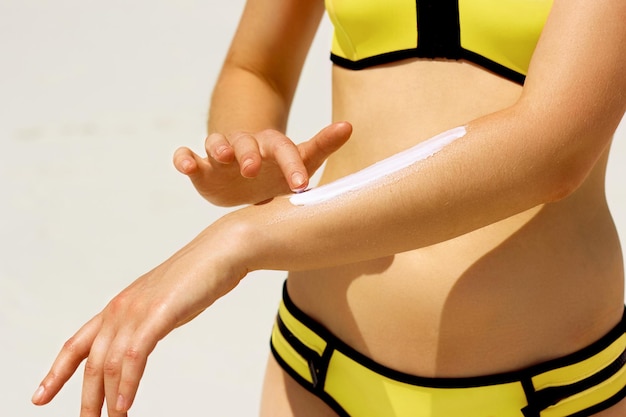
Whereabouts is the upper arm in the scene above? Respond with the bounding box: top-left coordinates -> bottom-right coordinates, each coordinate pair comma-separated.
222,0 -> 326,103
471,0 -> 626,200
516,0 -> 626,182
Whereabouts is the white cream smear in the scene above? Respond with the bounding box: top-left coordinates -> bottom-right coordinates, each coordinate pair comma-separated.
289,126 -> 467,206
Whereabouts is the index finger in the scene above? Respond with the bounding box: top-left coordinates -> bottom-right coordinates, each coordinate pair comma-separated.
32,315 -> 102,406
259,132 -> 309,192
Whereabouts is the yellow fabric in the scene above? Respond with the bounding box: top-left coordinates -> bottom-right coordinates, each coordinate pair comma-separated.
325,350 -> 527,417
272,296 -> 626,417
278,300 -> 327,356
543,367 -> 626,417
539,334 -> 626,417
325,0 -> 553,78
325,0 -> 417,62
270,300 -> 329,384
271,323 -> 313,383
458,0 -> 553,76
533,334 -> 626,389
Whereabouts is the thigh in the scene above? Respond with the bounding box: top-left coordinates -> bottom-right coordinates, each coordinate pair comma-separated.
259,354 -> 338,417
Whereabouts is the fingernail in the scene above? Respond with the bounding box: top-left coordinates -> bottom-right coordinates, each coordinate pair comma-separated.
181,159 -> 192,172
291,172 -> 306,191
241,158 -> 254,173
31,385 -> 44,403
116,394 -> 126,411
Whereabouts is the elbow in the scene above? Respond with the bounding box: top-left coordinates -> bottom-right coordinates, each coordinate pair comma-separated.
541,128 -> 615,203
544,171 -> 584,203
504,108 -> 613,204
540,152 -> 601,203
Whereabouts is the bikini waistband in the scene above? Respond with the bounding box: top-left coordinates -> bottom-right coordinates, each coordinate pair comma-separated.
271,282 -> 626,417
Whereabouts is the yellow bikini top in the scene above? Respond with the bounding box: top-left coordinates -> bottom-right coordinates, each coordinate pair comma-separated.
325,0 -> 553,84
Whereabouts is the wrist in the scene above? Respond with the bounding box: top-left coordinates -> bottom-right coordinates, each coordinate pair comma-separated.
213,197 -> 298,273
201,208 -> 263,275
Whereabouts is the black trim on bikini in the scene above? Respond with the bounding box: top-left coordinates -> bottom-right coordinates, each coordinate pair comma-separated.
330,51 -> 526,85
522,350 -> 626,416
569,385 -> 626,417
275,315 -> 333,391
329,0 -> 527,85
270,338 -> 350,417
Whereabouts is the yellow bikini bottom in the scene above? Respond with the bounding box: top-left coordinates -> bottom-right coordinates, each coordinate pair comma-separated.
270,283 -> 626,417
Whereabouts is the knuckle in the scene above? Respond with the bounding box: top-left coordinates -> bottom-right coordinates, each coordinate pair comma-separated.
206,132 -> 225,142
83,358 -> 101,378
62,336 -> 79,354
102,358 -> 121,377
107,295 -> 126,314
228,131 -> 252,144
105,292 -> 134,318
206,133 -> 227,151
272,137 -> 295,152
45,370 -> 60,385
258,128 -> 279,138
80,402 -> 101,416
124,346 -> 142,362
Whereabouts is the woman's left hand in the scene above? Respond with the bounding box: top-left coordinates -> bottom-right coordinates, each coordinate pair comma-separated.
172,122 -> 352,207
31,220 -> 248,417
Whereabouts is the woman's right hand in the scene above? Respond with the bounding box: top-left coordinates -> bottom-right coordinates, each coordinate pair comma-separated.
172,122 -> 352,207
31,214 -> 253,417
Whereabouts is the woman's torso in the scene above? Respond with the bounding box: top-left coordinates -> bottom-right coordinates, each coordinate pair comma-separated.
287,57 -> 624,378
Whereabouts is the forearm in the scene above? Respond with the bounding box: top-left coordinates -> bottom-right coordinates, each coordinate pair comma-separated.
206,0 -> 324,136
208,64 -> 291,134
213,104 -> 618,274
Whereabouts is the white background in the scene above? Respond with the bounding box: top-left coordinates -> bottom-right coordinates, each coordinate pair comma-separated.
1,1 -> 625,416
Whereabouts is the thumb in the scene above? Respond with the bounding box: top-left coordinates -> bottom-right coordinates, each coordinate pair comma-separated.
299,121 -> 353,173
